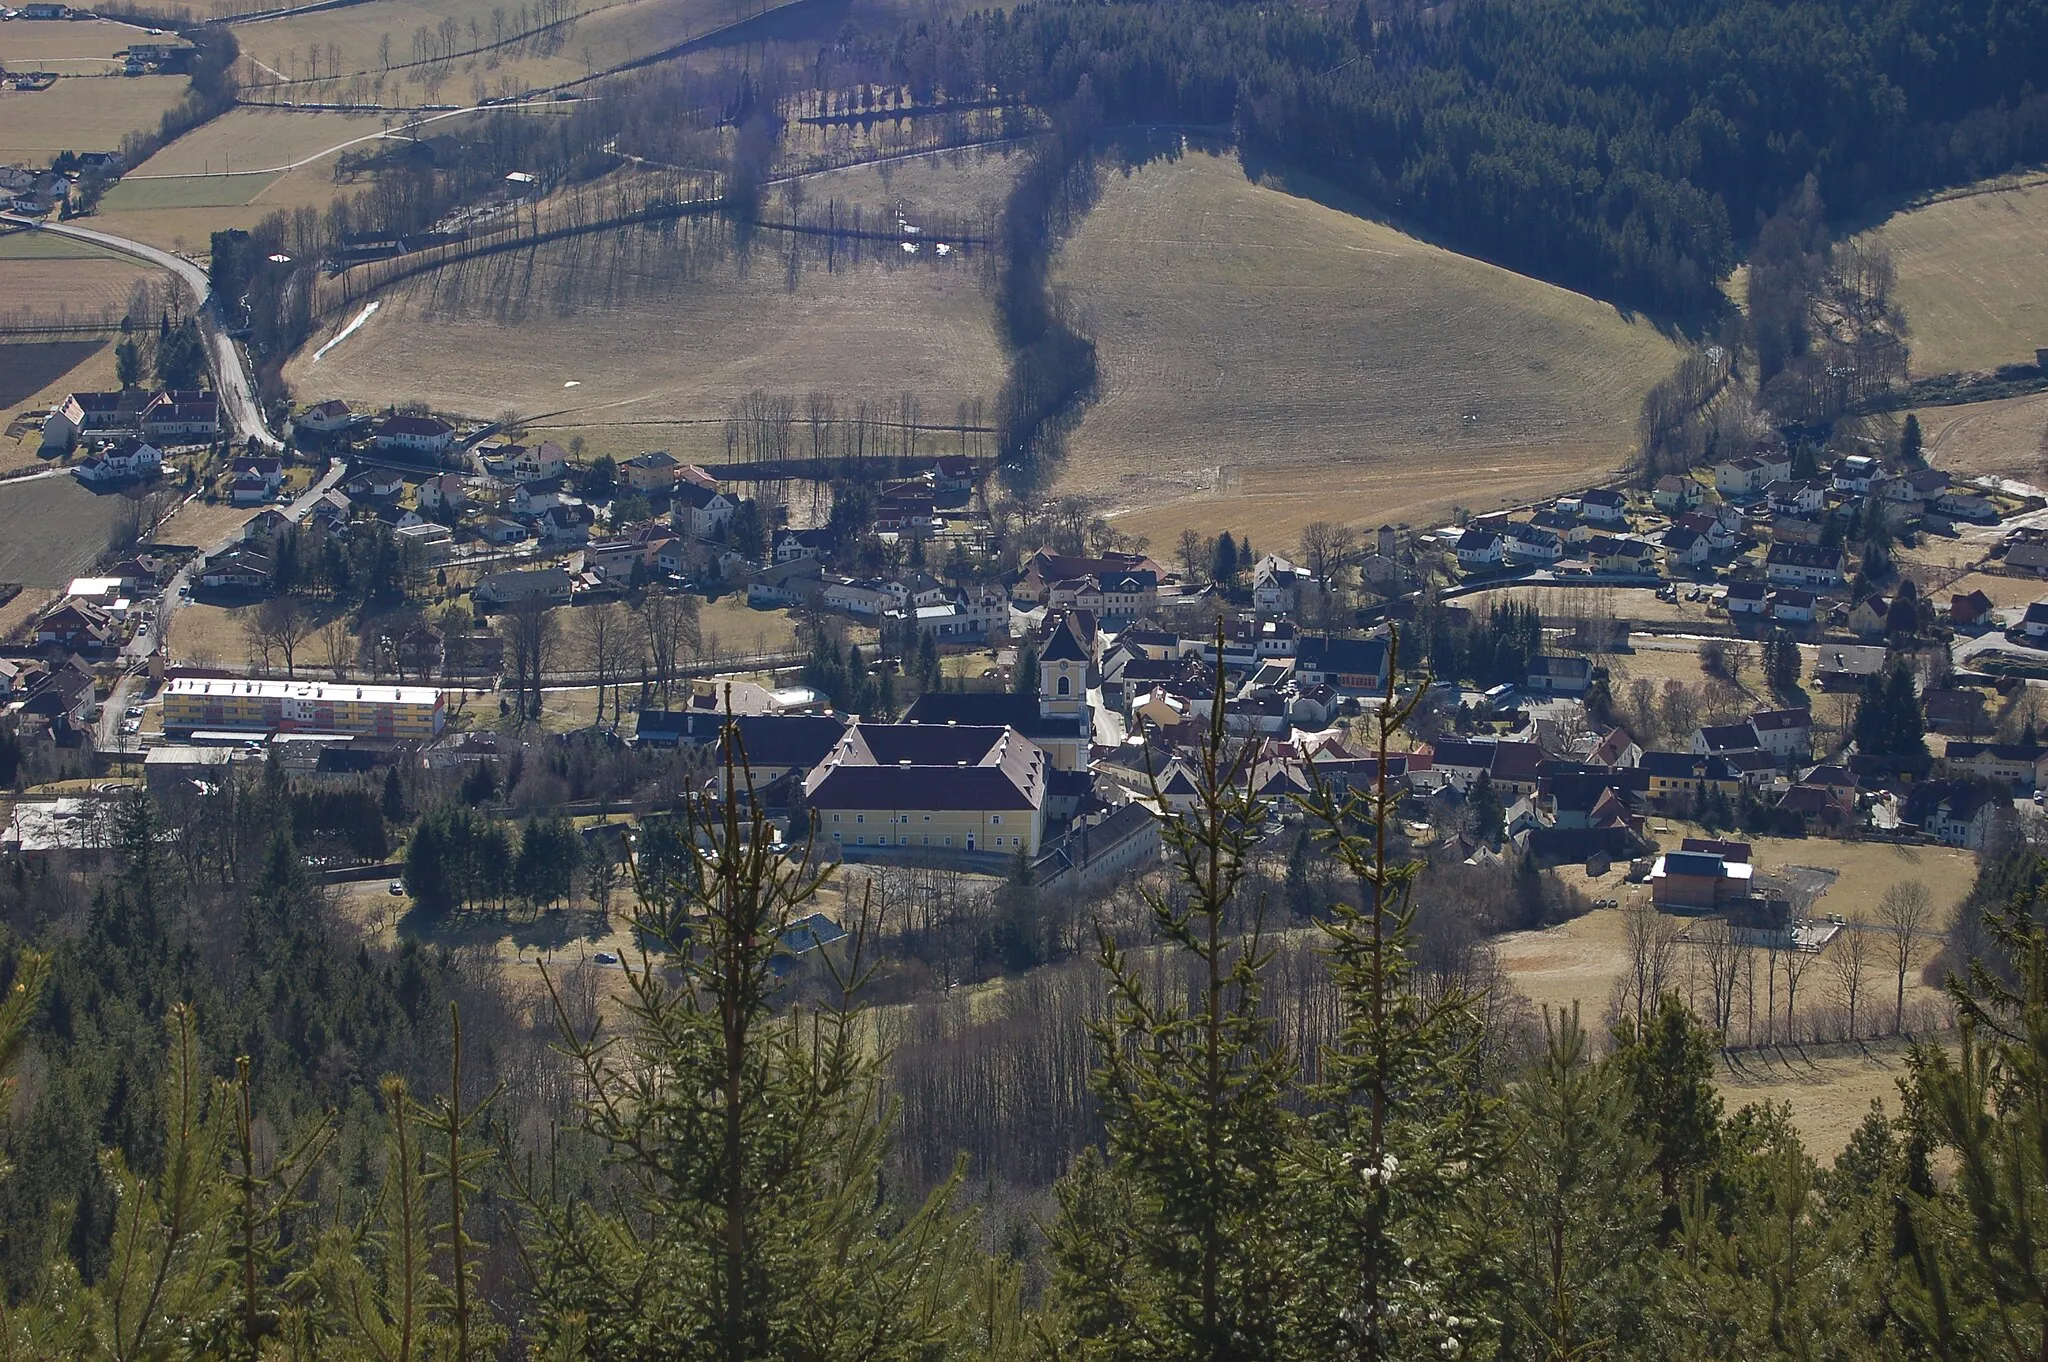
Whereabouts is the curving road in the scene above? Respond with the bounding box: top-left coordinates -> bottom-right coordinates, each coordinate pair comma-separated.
0,212 -> 282,451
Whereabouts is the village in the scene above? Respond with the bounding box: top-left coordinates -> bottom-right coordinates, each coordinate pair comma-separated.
0,374 -> 2043,953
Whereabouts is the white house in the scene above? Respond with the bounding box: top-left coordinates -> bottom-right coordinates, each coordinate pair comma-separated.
673,483 -> 738,538
1765,542 -> 1846,588
1579,488 -> 1627,524
73,437 -> 162,486
1456,528 -> 1503,569
372,414 -> 455,455
294,398 -> 354,436
512,441 -> 570,483
1504,524 -> 1563,564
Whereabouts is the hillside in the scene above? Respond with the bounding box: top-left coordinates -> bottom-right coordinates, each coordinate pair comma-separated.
283,221 -> 1003,443
1054,151 -> 1681,547
1861,175 -> 2048,376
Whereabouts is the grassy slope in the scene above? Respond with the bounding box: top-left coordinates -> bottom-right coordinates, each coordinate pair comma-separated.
1862,176 -> 2048,377
1053,150 -> 1682,549
283,222 -> 1004,432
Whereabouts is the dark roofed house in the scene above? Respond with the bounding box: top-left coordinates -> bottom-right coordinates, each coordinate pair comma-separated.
1901,779 -> 2001,849
1294,636 -> 1390,697
1814,645 -> 1888,689
1526,654 -> 1592,695
1766,541 -> 1847,588
1951,589 -> 1996,628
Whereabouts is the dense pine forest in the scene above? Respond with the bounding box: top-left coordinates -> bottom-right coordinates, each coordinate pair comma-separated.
0,686 -> 2046,1359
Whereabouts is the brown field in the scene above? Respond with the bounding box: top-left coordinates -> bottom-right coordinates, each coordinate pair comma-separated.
0,16 -> 153,64
0,337 -> 119,472
154,496 -> 257,550
0,230 -> 125,262
0,75 -> 190,164
131,106 -> 402,176
1054,150 -> 1681,547
0,257 -> 151,325
1715,1039 -> 1947,1161
240,0 -> 739,104
0,476 -> 135,586
86,157 -> 356,252
1861,175 -> 2048,376
1907,390 -> 2048,486
0,586 -> 60,643
1928,570 -> 2042,611
284,220 -> 1003,429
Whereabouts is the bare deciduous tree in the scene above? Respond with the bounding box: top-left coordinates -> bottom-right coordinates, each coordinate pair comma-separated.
1694,916 -> 1743,1035
576,601 -> 624,728
1828,914 -> 1870,1040
1880,879 -> 1934,1035
1613,896 -> 1681,1032
319,615 -> 356,680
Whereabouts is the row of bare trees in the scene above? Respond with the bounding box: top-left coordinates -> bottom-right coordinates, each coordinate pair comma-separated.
723,390 -> 992,467
1612,879 -> 1943,1050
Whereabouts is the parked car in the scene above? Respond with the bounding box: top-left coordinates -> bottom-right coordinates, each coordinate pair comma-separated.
388,880 -> 405,895
594,951 -> 618,965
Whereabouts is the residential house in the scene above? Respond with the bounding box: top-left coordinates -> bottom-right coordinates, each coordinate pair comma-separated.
1766,542 -> 1847,588
74,437 -> 162,486
1765,478 -> 1826,517
1638,751 -> 1742,801
510,441 -> 570,482
1649,849 -> 1756,910
1923,688 -> 1989,735
415,473 -> 471,514
474,516 -> 529,546
1767,587 -> 1816,624
44,390 -> 142,450
393,522 -> 452,560
509,478 -> 576,518
34,600 -> 116,650
1831,455 -> 1880,494
1652,475 -> 1704,513
140,391 -> 218,443
1815,644 -> 1889,688
293,399 -> 354,436
540,503 -> 596,545
1504,524 -> 1564,564
1662,527 -> 1709,569
343,468 -> 406,502
1884,467 -> 1949,508
1902,780 -> 2001,849
933,455 -> 978,493
1691,722 -> 1762,759
1725,580 -> 1768,617
1253,554 -> 1312,612
230,455 -> 285,505
1943,742 -> 2048,791
1848,596 -> 1892,638
197,547 -> 273,591
1713,457 -> 1770,498
673,482 -> 738,538
1526,655 -> 1592,696
1748,708 -> 1811,761
2004,541 -> 2048,577
823,579 -> 899,617
1456,528 -> 1504,570
371,414 -> 455,456
2021,601 -> 2048,640
1015,549 -> 1163,604
621,450 -> 680,492
475,568 -> 572,607
1934,489 -> 2000,523
772,527 -> 837,565
1579,488 -> 1628,525
1587,535 -> 1656,575
305,490 -> 352,532
1951,589 -> 1996,628
805,723 -> 1050,858
1293,636 -> 1391,698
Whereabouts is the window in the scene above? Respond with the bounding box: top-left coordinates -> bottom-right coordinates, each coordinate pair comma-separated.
991,815 -> 1002,826
856,835 -> 864,845
1057,675 -> 1071,696
856,814 -> 864,824
923,814 -> 931,821
833,813 -> 841,823
943,837 -> 952,846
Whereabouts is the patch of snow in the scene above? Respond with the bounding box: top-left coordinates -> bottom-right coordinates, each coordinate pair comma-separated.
311,301 -> 378,363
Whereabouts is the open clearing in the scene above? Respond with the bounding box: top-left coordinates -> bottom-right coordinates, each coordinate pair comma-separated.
0,230 -> 125,262
86,158 -> 355,252
1054,149 -> 1680,547
0,76 -> 189,164
1863,176 -> 2048,376
0,477 -> 132,586
790,142 -> 1027,229
284,220 -> 1003,429
131,106 -> 402,176
0,339 -> 104,409
240,0 -> 742,104
0,16 -> 154,64
1907,389 -> 2048,485
101,172 -> 283,210
0,335 -> 118,472
0,257 -> 152,327
1716,1039 -> 1946,1161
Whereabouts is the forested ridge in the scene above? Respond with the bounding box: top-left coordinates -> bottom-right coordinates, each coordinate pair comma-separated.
896,0 -> 2048,314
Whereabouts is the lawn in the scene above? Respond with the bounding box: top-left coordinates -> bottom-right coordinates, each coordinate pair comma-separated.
100,172 -> 283,211
1902,390 -> 2048,487
1715,1038 -> 1948,1162
1861,174 -> 2048,376
0,75 -> 190,164
284,215 -> 1003,432
0,257 -> 152,327
1055,149 -> 1680,549
0,230 -> 124,262
86,157 -> 360,253
0,16 -> 151,64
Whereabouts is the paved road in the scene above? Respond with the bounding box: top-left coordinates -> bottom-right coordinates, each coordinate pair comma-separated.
0,213 -> 281,452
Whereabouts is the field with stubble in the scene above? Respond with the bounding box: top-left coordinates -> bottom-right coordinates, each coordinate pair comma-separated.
1053,149 -> 1682,548
1862,175 -> 2048,376
284,217 -> 1003,431
0,75 -> 190,164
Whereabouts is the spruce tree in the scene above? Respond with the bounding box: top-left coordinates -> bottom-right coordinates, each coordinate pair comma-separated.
1046,645 -> 1295,1360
